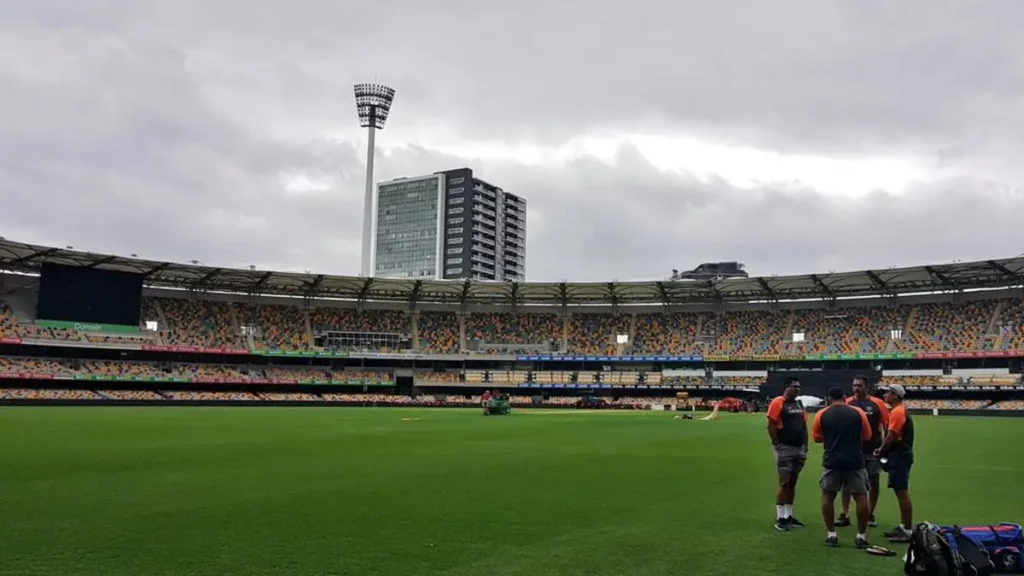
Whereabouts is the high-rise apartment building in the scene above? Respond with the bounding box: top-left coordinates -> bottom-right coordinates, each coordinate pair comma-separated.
371,168 -> 527,281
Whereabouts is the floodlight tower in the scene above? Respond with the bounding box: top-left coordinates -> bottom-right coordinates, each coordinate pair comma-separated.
354,83 -> 396,277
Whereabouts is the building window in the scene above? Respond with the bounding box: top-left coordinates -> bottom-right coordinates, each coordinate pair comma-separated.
448,207 -> 464,215
447,258 -> 463,265
449,237 -> 463,244
446,268 -> 463,275
449,187 -> 464,193
450,178 -> 465,185
448,227 -> 463,235
449,217 -> 464,224
446,248 -> 463,255
449,197 -> 464,205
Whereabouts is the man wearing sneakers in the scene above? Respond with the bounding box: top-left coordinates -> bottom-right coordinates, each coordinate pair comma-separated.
812,387 -> 874,548
767,377 -> 808,531
875,384 -> 915,543
836,376 -> 889,529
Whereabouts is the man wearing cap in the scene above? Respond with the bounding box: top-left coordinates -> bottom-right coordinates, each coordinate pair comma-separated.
766,376 -> 808,531
875,384 -> 915,543
836,375 -> 889,529
812,387 -> 874,548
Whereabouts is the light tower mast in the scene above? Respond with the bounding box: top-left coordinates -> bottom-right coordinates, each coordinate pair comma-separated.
353,83 -> 396,277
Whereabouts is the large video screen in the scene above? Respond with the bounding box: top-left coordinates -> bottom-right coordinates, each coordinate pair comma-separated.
37,263 -> 144,327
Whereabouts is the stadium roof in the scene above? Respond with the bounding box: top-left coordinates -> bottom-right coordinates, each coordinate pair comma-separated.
1,238 -> 1023,306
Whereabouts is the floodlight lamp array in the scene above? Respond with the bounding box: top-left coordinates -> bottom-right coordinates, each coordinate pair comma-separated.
354,83 -> 396,129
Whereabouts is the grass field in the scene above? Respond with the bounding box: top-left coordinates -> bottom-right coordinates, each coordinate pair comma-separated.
2,407 -> 1023,576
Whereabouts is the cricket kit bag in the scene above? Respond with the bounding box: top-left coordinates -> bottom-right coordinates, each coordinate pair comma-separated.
941,525 -> 1024,574
905,523 -> 971,576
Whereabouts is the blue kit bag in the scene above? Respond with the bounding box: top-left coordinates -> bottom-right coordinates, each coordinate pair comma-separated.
938,524 -> 1024,574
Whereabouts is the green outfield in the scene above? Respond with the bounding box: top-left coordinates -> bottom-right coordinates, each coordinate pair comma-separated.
1,407 -> 1022,576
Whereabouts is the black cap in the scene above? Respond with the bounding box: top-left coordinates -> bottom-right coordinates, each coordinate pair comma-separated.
828,387 -> 845,400
784,376 -> 800,387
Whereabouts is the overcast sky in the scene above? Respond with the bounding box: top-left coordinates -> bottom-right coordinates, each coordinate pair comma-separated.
2,0 -> 1023,282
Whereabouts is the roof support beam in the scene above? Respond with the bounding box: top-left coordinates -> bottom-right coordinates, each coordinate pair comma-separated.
924,266 -> 957,290
304,275 -> 325,298
142,262 -> 171,278
558,282 -> 569,310
249,271 -> 274,294
356,277 -> 375,301
756,277 -> 777,300
459,279 -> 473,305
706,280 -> 722,302
605,282 -> 620,308
986,260 -> 1022,281
408,279 -> 424,303
84,255 -> 118,268
655,281 -> 672,305
809,274 -> 835,299
865,270 -> 891,294
191,268 -> 223,289
7,248 -> 59,267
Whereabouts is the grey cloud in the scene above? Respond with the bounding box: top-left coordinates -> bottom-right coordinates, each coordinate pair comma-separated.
12,0 -> 1023,158
66,0 -> 1021,160
1,2 -> 1023,284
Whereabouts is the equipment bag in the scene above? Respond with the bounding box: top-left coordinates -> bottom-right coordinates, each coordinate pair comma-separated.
944,525 -> 1024,574
938,527 -> 995,576
906,523 -> 968,576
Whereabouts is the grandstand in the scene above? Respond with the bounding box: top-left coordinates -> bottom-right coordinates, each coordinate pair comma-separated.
1,239 -> 1023,411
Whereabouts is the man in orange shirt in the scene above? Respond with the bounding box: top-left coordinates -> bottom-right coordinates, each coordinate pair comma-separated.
767,377 -> 807,531
812,387 -> 874,548
836,376 -> 889,528
875,384 -> 915,543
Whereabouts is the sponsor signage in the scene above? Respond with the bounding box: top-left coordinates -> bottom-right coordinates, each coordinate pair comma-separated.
141,345 -> 249,355
514,351 -> 1022,362
251,349 -> 350,359
35,320 -> 140,334
0,337 -> 22,345
515,355 -> 703,362
912,351 -> 1019,360
0,373 -> 392,385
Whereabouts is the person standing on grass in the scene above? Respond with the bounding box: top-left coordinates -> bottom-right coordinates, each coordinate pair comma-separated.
875,384 -> 915,543
836,376 -> 889,529
767,377 -> 808,531
812,387 -> 874,548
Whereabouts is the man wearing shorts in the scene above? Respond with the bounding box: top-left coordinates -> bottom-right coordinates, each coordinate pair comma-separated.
812,387 -> 873,548
876,384 -> 915,543
837,375 -> 889,528
767,377 -> 807,531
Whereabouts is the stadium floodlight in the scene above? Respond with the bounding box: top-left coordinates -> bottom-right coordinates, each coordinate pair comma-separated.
354,83 -> 396,278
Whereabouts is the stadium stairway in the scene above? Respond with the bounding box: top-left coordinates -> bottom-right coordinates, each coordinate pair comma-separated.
227,304 -> 242,338
886,305 -> 919,353
458,313 -> 467,352
303,310 -> 314,345
411,312 -> 420,349
781,311 -> 796,354
561,317 -> 569,353
982,300 -> 1006,349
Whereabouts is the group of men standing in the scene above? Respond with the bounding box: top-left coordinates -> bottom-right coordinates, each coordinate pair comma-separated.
766,376 -> 915,548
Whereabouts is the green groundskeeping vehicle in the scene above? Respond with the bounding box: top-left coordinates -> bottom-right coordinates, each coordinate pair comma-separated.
484,396 -> 512,416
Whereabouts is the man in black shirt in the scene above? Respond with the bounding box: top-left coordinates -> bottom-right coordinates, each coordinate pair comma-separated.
876,384 -> 915,543
767,377 -> 808,531
812,387 -> 873,548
